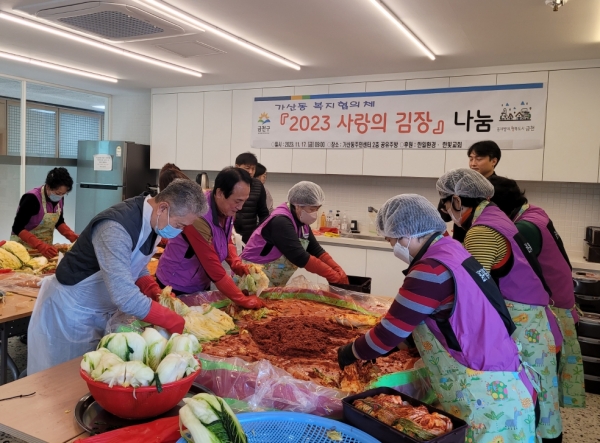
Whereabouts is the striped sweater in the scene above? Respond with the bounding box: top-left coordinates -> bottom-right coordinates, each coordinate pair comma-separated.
353,258 -> 455,360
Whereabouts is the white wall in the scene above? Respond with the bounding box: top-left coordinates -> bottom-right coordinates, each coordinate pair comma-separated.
110,92 -> 151,145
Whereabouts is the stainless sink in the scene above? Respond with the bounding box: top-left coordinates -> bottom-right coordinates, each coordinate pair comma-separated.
346,234 -> 387,242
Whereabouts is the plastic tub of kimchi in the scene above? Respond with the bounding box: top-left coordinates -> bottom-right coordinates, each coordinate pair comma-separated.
342,387 -> 468,443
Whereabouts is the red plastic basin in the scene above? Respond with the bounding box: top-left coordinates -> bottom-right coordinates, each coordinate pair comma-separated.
80,365 -> 201,419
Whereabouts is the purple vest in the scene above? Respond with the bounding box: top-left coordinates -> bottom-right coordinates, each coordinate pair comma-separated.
422,237 -> 522,372
241,203 -> 309,264
515,205 -> 575,310
156,192 -> 233,294
12,186 -> 64,234
473,204 -> 563,348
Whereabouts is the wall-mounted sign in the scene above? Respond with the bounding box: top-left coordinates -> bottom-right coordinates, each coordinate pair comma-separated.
252,83 -> 547,150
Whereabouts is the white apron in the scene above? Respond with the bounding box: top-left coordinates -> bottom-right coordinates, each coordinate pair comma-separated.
27,197 -> 159,375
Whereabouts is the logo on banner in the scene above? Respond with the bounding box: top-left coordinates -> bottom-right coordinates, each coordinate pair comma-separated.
500,102 -> 532,121
257,112 -> 271,134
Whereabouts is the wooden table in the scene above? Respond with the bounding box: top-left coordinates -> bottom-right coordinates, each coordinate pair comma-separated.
0,294 -> 35,384
0,358 -> 88,443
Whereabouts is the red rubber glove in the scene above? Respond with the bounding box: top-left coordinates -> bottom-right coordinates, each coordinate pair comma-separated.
227,244 -> 249,277
305,255 -> 345,284
214,274 -> 265,309
18,230 -> 57,259
57,224 -> 79,243
135,275 -> 162,301
142,301 -> 185,334
319,252 -> 349,284
0,240 -> 5,248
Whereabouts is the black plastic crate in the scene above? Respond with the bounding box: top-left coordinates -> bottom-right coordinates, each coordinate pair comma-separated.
584,374 -> 600,394
331,275 -> 372,294
343,387 -> 468,443
575,294 -> 600,314
579,336 -> 600,358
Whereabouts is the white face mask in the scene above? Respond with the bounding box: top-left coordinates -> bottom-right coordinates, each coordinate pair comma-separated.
393,238 -> 413,264
299,209 -> 318,226
449,197 -> 464,227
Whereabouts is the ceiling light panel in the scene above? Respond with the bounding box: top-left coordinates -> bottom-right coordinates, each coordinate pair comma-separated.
0,50 -> 118,82
368,0 -> 435,60
134,0 -> 301,70
0,12 -> 203,78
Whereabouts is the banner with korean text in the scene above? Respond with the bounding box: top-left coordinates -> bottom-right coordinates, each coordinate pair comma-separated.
251,83 -> 547,150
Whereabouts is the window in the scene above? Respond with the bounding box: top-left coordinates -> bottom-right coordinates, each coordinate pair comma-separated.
5,100 -> 103,158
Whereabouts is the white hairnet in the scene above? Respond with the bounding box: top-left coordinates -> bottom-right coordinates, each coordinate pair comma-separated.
436,168 -> 494,199
287,181 -> 325,206
376,194 -> 447,239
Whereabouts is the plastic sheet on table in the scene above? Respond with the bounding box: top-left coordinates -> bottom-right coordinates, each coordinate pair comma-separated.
0,272 -> 43,297
195,353 -> 434,418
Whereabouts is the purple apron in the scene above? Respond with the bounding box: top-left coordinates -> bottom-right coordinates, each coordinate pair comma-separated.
11,185 -> 64,235
241,203 -> 309,264
156,191 -> 233,294
473,204 -> 563,349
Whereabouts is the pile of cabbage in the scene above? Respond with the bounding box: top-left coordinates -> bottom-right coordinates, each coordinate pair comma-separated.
80,329 -> 200,391
234,264 -> 269,295
0,241 -> 53,273
159,287 -> 236,341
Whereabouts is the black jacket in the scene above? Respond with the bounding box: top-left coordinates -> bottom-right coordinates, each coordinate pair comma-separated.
234,178 -> 269,243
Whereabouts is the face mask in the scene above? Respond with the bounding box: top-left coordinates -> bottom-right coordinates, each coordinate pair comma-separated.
299,209 -> 318,226
393,238 -> 413,264
449,197 -> 464,227
155,206 -> 182,239
48,194 -> 62,203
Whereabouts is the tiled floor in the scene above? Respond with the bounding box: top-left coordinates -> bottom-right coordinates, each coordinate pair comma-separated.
0,338 -> 599,442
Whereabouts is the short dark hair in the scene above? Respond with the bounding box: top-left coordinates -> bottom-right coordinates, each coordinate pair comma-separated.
255,163 -> 267,177
489,175 -> 528,219
467,141 -> 502,166
45,167 -> 73,192
213,167 -> 252,199
159,169 -> 189,191
235,152 -> 258,167
160,163 -> 181,175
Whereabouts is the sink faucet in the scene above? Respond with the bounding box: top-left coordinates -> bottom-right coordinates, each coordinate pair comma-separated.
368,206 -> 378,214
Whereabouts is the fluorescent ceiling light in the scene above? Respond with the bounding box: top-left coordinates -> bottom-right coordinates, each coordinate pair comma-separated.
31,109 -> 56,114
368,0 -> 435,60
0,50 -> 118,82
135,0 -> 301,70
92,105 -> 106,110
0,12 -> 203,78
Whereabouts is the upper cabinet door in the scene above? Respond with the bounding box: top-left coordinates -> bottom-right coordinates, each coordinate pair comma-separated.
231,88 -> 262,164
203,91 -> 232,171
494,72 -> 547,181
176,93 -> 203,170
544,68 -> 600,183
150,94 -> 177,169
402,78 -> 449,177
261,86 -> 295,173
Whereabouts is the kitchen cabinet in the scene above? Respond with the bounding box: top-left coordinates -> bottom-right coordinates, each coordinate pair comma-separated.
176,92 -> 203,169
261,87 -> 295,172
150,93 -> 177,169
202,91 -> 232,171
231,88 -> 262,164
402,78 -> 449,178
543,68 -> 600,183
325,245 -> 367,277
366,249 -> 406,297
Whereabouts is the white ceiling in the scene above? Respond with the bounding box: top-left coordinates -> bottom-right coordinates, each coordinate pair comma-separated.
0,0 -> 599,95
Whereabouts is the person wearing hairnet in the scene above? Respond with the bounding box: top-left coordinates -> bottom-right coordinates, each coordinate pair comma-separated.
437,168 -> 562,442
490,175 -> 585,409
336,194 -> 537,443
242,181 -> 349,287
157,167 -> 264,309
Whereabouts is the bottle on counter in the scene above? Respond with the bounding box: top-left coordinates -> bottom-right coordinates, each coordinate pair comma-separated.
326,210 -> 333,227
333,210 -> 341,229
319,211 -> 327,229
341,212 -> 349,234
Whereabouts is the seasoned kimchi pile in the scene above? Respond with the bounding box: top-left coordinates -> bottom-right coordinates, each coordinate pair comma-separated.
353,394 -> 453,441
201,298 -> 420,393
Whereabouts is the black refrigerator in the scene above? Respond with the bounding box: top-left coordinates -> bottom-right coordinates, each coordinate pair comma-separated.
75,141 -> 156,233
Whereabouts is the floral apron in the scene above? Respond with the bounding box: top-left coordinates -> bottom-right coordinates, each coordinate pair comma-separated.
413,324 -> 540,443
549,306 -> 586,408
507,301 -> 562,439
11,186 -> 60,249
255,237 -> 309,287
